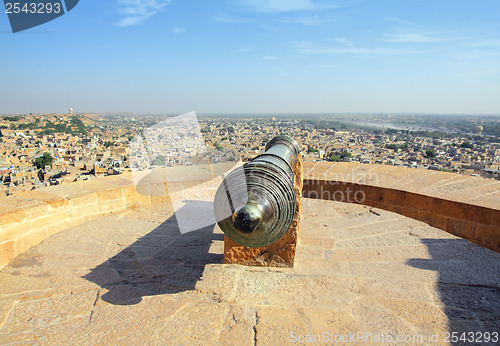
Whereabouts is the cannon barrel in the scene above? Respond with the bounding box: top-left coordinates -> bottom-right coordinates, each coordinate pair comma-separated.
213,135 -> 300,248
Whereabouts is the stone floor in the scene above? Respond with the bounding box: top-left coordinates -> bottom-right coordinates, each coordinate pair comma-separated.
0,199 -> 499,345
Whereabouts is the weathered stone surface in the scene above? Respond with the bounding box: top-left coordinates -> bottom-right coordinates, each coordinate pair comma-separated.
217,305 -> 255,345
0,198 -> 499,344
253,307 -> 310,345
0,241 -> 15,269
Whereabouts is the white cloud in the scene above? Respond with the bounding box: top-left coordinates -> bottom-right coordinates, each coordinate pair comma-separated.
328,37 -> 353,47
263,55 -> 279,60
294,41 -> 426,57
172,27 -> 186,33
239,0 -> 339,13
115,0 -> 170,27
259,24 -> 284,32
385,17 -> 412,26
385,32 -> 474,44
213,13 -> 254,23
280,15 -> 337,26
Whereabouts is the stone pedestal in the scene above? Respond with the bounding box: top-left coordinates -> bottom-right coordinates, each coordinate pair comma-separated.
223,156 -> 303,267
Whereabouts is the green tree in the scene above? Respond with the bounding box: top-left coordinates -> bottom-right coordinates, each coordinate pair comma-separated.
460,141 -> 474,149
340,151 -> 351,159
213,142 -> 223,150
104,141 -> 115,148
327,154 -> 341,162
386,144 -> 399,152
425,150 -> 437,159
34,153 -> 54,169
3,116 -> 20,121
307,146 -> 319,153
439,168 -> 457,173
151,155 -> 166,166
70,117 -> 87,133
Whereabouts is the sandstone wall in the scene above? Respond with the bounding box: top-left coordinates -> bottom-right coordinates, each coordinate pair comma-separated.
303,162 -> 500,253
2,162 -> 499,268
0,168 -> 223,269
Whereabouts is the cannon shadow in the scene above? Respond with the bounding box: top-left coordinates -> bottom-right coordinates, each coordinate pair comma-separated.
407,238 -> 500,344
83,200 -> 224,305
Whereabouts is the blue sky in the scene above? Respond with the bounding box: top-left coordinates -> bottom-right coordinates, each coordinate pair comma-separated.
1,0 -> 499,114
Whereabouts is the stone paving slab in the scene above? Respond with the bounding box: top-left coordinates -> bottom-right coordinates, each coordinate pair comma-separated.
0,199 -> 499,345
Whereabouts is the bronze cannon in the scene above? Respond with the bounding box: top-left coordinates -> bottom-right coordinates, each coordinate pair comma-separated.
213,135 -> 301,248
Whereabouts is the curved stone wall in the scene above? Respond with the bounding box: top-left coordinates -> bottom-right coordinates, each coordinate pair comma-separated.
303,162 -> 500,253
0,165 -> 227,269
1,162 -> 499,268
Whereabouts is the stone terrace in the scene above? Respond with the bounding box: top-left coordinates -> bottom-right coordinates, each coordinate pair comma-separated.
0,163 -> 499,344
0,199 -> 499,344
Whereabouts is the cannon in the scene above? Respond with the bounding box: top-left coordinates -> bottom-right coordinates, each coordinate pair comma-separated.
213,135 -> 301,248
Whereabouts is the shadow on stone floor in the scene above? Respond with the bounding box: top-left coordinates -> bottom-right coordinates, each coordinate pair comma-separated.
407,238 -> 500,345
83,200 -> 224,306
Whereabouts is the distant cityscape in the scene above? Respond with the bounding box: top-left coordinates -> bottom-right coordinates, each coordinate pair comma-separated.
1,112 -> 499,196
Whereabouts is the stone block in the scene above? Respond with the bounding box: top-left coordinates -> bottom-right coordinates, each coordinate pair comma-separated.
0,222 -> 32,243
298,237 -> 336,249
445,218 -> 475,241
0,241 -> 15,269
15,228 -> 49,255
31,212 -> 68,229
101,175 -> 133,187
123,185 -> 151,206
22,203 -> 50,219
164,182 -> 184,201
202,177 -> 223,189
97,199 -> 126,213
474,224 -> 500,252
361,184 -> 385,204
406,192 -> 429,211
385,204 -> 406,215
14,190 -> 67,208
68,192 -> 98,207
97,188 -> 123,202
150,194 -> 172,205
491,209 -> 500,226
385,188 -> 406,206
148,182 -> 168,197
183,187 -> 210,200
363,199 -> 385,210
66,204 -> 99,218
431,198 -> 492,225
415,211 -> 447,230
47,217 -> 84,237
0,206 -> 27,226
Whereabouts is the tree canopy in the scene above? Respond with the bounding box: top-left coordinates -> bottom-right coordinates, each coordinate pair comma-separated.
34,153 -> 54,169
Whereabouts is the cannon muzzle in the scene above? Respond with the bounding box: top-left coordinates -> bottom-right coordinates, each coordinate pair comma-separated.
213,135 -> 301,247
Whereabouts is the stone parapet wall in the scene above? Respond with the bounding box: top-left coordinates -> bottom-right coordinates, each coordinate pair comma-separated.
303,162 -> 500,253
0,167 -> 224,269
1,162 -> 499,268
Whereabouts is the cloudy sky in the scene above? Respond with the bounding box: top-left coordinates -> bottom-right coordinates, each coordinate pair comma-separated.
1,0 -> 499,114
